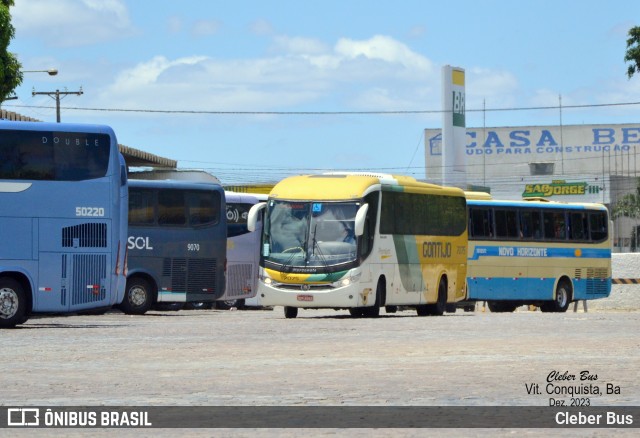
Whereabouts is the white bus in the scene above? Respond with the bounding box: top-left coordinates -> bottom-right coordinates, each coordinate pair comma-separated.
247,173 -> 468,318
217,191 -> 267,309
466,196 -> 612,312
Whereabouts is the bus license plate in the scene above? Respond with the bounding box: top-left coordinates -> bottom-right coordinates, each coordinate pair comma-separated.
297,295 -> 314,302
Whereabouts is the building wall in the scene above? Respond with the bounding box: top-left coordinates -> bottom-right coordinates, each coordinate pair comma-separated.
424,123 -> 640,251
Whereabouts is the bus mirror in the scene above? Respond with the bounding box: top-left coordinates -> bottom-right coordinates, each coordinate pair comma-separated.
354,204 -> 369,236
247,202 -> 267,232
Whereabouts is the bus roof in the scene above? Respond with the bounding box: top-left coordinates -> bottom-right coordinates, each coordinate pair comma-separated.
464,191 -> 493,200
0,119 -> 117,136
468,198 -> 608,211
268,172 -> 464,201
128,178 -> 223,191
225,191 -> 268,203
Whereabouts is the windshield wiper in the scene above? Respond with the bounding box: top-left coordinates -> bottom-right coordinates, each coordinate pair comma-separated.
310,223 -> 328,269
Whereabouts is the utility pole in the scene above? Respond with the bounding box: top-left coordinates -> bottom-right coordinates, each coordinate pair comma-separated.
32,87 -> 83,122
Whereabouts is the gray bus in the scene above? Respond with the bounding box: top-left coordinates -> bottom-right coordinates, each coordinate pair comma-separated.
120,179 -> 226,314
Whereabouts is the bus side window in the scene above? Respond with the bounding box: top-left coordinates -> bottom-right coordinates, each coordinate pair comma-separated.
189,191 -> 216,226
158,190 -> 186,226
129,189 -> 155,225
569,212 -> 587,240
495,209 -> 518,239
470,208 -> 493,239
519,210 -> 533,239
520,209 -> 542,240
544,211 -> 566,240
589,212 -> 607,241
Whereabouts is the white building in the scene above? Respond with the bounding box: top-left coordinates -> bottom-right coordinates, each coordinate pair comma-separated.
424,123 -> 640,251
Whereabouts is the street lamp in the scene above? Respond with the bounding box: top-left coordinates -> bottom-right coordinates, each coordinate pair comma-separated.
23,69 -> 58,76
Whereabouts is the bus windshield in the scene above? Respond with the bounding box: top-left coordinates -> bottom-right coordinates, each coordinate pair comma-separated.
0,129 -> 110,181
264,200 -> 359,268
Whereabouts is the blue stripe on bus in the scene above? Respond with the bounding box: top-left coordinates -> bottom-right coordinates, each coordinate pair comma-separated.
467,277 -> 611,301
468,246 -> 611,261
467,277 -> 555,300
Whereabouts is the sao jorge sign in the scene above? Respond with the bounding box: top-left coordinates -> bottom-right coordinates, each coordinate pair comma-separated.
522,180 -> 601,198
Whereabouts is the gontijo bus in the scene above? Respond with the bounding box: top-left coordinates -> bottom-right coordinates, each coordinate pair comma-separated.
0,121 -> 128,328
466,196 -> 612,312
247,172 -> 468,318
121,179 -> 227,314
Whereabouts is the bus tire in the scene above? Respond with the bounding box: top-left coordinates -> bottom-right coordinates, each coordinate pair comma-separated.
154,302 -> 184,311
284,306 -> 298,319
445,304 -> 457,313
385,305 -> 398,314
363,281 -> 383,318
487,301 -> 518,313
217,299 -> 245,310
416,279 -> 447,316
542,281 -> 572,313
0,277 -> 27,328
120,277 -> 154,315
185,302 -> 212,310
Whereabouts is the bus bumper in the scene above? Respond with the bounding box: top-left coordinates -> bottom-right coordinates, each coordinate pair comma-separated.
258,281 -> 372,308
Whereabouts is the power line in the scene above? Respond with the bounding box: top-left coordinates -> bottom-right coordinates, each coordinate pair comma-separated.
7,100 -> 640,116
31,88 -> 84,122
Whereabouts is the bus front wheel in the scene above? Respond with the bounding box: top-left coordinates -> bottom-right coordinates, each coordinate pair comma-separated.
362,281 -> 383,318
284,306 -> 298,319
0,278 -> 27,328
120,277 -> 154,315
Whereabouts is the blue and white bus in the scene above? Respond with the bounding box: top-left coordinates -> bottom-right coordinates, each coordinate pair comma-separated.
121,179 -> 227,314
466,197 -> 612,312
216,191 -> 266,309
0,121 -> 128,328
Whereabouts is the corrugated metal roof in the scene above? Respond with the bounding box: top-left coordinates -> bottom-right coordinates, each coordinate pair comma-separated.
118,144 -> 177,168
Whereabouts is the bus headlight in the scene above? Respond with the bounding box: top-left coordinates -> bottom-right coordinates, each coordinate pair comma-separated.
335,272 -> 361,287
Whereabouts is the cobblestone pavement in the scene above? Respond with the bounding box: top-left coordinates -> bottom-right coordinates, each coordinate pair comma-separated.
2,303 -> 639,437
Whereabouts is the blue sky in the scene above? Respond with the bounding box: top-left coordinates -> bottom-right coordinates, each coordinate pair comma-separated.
7,0 -> 640,184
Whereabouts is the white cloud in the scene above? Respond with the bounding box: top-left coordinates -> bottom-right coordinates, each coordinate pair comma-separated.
335,35 -> 433,74
250,19 -> 274,36
271,36 -> 329,56
94,34 -> 525,118
191,19 -> 222,37
13,0 -> 135,47
467,67 -> 520,109
167,15 -> 183,34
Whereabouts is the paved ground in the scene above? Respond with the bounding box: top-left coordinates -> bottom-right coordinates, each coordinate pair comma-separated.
2,290 -> 639,437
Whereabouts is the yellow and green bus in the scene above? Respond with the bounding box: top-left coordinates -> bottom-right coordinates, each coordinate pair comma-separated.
247,173 -> 468,318
466,196 -> 612,312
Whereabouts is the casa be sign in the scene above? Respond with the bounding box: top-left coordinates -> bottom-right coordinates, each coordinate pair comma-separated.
428,125 -> 640,158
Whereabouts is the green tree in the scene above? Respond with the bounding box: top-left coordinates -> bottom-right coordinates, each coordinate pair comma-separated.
612,178 -> 640,219
625,26 -> 640,78
612,178 -> 640,251
0,0 -> 22,103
